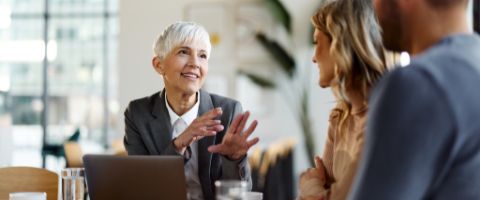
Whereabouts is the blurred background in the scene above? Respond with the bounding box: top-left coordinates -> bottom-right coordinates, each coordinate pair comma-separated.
0,0 -> 478,196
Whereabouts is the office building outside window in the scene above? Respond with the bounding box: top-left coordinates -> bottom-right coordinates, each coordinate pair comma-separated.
0,0 -> 118,169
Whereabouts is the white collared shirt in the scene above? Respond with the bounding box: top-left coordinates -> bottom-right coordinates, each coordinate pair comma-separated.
164,92 -> 204,200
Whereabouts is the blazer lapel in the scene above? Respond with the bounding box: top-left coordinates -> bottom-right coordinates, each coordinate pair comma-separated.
148,89 -> 173,154
197,90 -> 216,196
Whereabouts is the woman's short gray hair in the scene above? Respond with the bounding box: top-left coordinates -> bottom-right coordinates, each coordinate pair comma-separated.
153,21 -> 211,61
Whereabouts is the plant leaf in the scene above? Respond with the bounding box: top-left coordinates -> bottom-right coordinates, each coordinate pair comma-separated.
265,0 -> 291,34
255,32 -> 296,78
238,71 -> 276,89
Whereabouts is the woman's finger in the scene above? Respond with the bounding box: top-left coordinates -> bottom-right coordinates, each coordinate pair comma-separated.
235,111 -> 250,134
229,113 -> 244,134
192,128 -> 217,137
246,137 -> 260,148
206,124 -> 224,132
242,120 -> 258,139
198,107 -> 223,121
204,119 -> 221,126
207,144 -> 226,154
314,156 -> 322,169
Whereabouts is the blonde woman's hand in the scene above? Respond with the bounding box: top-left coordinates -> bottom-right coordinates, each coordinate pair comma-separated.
299,156 -> 327,199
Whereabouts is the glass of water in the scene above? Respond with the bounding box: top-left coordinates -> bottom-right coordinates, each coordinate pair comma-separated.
215,180 -> 247,200
61,168 -> 85,200
9,192 -> 46,200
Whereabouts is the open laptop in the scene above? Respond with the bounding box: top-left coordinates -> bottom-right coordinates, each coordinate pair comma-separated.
83,155 -> 187,200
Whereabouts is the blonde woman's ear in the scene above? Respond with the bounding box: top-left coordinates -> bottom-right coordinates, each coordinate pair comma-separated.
152,57 -> 164,75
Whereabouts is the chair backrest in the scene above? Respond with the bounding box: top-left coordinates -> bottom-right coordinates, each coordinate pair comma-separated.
0,167 -> 58,200
111,138 -> 127,156
64,142 -> 83,168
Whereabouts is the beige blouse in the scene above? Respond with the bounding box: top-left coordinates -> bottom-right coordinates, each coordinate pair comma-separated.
321,106 -> 367,200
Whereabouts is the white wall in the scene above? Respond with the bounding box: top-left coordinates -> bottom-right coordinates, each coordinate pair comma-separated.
468,0 -> 474,31
118,0 -> 335,179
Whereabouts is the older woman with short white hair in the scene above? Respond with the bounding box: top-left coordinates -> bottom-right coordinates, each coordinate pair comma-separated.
124,21 -> 259,200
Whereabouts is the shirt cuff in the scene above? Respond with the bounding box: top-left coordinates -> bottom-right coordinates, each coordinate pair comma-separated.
222,154 -> 246,164
221,155 -> 247,179
171,138 -> 192,161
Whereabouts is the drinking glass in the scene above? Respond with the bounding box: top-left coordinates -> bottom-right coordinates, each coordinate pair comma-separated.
9,192 -> 46,200
61,168 -> 85,200
215,180 -> 247,200
245,191 -> 263,200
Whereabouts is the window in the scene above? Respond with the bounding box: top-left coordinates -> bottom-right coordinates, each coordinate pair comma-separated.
0,0 -> 118,170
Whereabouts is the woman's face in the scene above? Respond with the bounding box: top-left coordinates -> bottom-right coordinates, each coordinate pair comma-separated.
312,29 -> 335,88
154,40 -> 209,95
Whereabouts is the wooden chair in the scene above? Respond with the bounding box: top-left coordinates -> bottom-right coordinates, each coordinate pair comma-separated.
64,142 -> 84,168
41,128 -> 81,167
111,138 -> 127,156
0,167 -> 58,200
249,138 -> 296,200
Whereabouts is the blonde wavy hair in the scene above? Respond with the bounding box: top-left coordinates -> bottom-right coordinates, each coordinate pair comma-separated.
311,0 -> 388,136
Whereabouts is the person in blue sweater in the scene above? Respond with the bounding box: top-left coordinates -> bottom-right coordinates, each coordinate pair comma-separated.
349,0 -> 480,199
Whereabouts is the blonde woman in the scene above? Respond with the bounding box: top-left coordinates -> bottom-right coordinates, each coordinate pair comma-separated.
298,0 -> 388,199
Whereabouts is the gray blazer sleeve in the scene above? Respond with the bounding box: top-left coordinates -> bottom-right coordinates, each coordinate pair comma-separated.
124,103 -> 149,155
124,101 -> 186,157
219,102 -> 253,189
